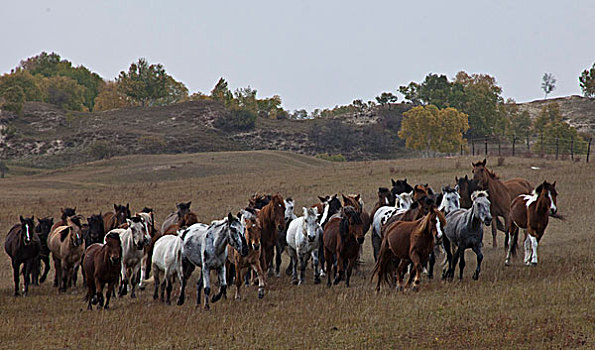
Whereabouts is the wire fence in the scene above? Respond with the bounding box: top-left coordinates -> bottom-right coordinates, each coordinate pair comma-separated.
463,135 -> 593,163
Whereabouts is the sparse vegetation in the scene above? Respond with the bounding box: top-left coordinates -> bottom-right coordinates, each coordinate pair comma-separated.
315,153 -> 346,162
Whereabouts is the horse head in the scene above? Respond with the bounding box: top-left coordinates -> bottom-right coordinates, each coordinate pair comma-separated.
67,216 -> 84,247
378,187 -> 395,206
536,181 -> 558,215
439,186 -> 461,215
471,158 -> 492,188
269,194 -> 286,232
176,201 -> 192,219
284,197 -> 296,224
396,191 -> 413,210
86,213 -> 105,243
104,231 -> 122,265
244,215 -> 262,251
456,175 -> 479,208
391,178 -> 413,198
19,215 -> 35,246
340,206 -> 364,244
60,207 -> 77,220
413,184 -> 431,202
320,194 -> 342,228
428,207 -> 446,244
35,217 -> 54,241
127,216 -> 148,250
227,213 -> 249,257
114,203 -> 131,226
249,193 -> 272,210
302,207 -> 320,243
471,190 -> 492,226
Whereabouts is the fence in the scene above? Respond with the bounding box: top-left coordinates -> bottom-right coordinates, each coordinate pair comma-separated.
463,136 -> 593,163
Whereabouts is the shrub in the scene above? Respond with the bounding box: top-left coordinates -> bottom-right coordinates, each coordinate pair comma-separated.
137,135 -> 166,154
87,140 -> 117,160
213,108 -> 257,131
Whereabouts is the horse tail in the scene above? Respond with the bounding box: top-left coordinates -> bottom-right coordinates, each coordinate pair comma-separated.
371,237 -> 395,289
509,225 -> 519,257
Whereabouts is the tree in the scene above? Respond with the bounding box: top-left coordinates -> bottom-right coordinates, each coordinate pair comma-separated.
579,62 -> 595,98
39,76 -> 86,111
533,102 -> 561,139
94,81 -> 133,111
0,69 -> 42,101
117,58 -> 169,107
210,77 -> 233,106
399,105 -> 469,155
0,85 -> 25,114
398,82 -> 421,105
213,108 -> 256,131
154,76 -> 188,106
541,73 -> 556,99
233,86 -> 258,114
375,92 -> 398,109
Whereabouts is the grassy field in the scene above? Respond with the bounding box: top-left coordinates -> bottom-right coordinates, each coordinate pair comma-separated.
0,151 -> 593,349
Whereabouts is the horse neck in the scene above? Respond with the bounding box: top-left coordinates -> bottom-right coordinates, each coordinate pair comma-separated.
414,214 -> 433,240
466,206 -> 481,230
535,191 -> 551,215
212,225 -> 229,256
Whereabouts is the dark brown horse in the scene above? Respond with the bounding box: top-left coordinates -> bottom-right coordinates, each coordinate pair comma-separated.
83,231 -> 122,310
162,212 -> 199,235
248,193 -> 272,209
258,194 -> 285,275
51,207 -> 77,232
456,175 -> 481,209
472,159 -> 533,247
103,203 -> 131,233
342,194 -> 371,234
160,201 -> 192,233
31,217 -> 54,285
372,207 -> 446,292
323,206 -> 364,287
505,181 -> 558,266
5,216 -> 40,296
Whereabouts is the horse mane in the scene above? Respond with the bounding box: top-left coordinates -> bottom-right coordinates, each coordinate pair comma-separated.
105,231 -> 121,242
59,227 -> 70,242
485,168 -> 500,180
69,215 -> 82,228
471,190 -> 489,202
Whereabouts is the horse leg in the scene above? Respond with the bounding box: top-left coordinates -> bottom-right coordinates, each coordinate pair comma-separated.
504,214 -> 511,250
130,264 -> 140,298
72,265 -> 78,287
138,253 -> 148,291
12,261 -> 21,296
491,216 -> 498,248
426,251 -> 435,279
472,245 -> 483,280
458,247 -> 466,280
529,235 -> 539,266
118,265 -> 128,297
395,260 -> 408,292
333,254 -> 344,285
318,237 -> 326,277
105,281 -> 116,310
153,265 -> 160,300
53,256 -> 60,288
312,250 -> 321,284
324,248 -> 332,287
30,257 -> 40,286
505,224 -> 519,266
266,244 -> 275,277
441,237 -> 452,280
298,254 -> 307,285
372,232 -> 381,262
40,256 -> 50,284
275,240 -> 283,278
409,252 -> 424,291
177,266 -> 186,306
211,267 -> 227,303
254,263 -> 266,299
196,270 -> 204,308
523,232 -> 532,266
165,278 -> 173,305
345,258 -> 356,288
202,267 -> 211,310
235,265 -> 243,300
23,260 -> 33,296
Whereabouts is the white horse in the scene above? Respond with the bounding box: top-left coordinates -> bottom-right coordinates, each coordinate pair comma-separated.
286,207 -> 322,285
181,213 -> 248,310
438,185 -> 460,215
108,217 -> 150,298
275,198 -> 298,277
151,234 -> 184,305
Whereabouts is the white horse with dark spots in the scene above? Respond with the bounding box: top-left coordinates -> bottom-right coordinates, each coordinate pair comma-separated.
109,216 -> 150,298
151,234 -> 184,305
181,213 -> 249,310
286,207 -> 323,285
371,191 -> 413,261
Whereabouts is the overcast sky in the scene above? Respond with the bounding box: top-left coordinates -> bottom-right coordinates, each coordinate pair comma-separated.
2,1 -> 594,111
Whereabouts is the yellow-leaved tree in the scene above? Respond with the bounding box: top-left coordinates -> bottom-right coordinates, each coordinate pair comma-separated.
398,105 -> 469,155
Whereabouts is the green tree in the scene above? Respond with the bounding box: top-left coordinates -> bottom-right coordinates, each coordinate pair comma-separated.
154,76 -> 188,106
0,85 -> 26,114
375,92 -> 398,109
94,81 -> 133,111
117,58 -> 169,106
541,73 -> 556,99
399,105 -> 469,155
398,81 -> 421,105
579,62 -> 595,98
0,69 -> 42,101
210,77 -> 233,106
40,76 -> 86,111
233,86 -> 258,114
533,102 -> 560,139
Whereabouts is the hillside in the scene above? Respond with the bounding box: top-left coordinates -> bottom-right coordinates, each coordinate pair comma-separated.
0,100 -> 408,167
516,95 -> 595,135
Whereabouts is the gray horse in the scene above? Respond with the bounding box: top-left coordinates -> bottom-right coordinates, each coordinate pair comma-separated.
442,190 -> 492,280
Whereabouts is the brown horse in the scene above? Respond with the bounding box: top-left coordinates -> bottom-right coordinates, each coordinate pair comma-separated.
323,206 -> 364,287
227,213 -> 266,299
381,196 -> 435,235
4,216 -> 40,296
103,203 -> 131,233
370,187 -> 394,220
83,231 -> 122,310
472,159 -> 532,248
160,201 -> 192,233
48,216 -> 84,291
505,181 -> 558,266
258,194 -> 285,275
162,212 -> 198,235
372,207 -> 446,292
51,207 -> 77,232
342,194 -> 371,234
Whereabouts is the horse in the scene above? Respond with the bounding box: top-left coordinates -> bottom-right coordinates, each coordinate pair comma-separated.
442,191 -> 492,281
505,181 -> 558,266
181,213 -> 249,310
286,207 -> 323,285
438,186 -> 461,215
372,207 -> 445,292
83,214 -> 106,247
342,194 -> 371,234
391,178 -> 414,200
136,210 -> 161,291
48,216 -> 84,291
4,216 -> 40,296
51,207 -> 77,231
109,216 -> 150,298
258,194 -> 285,276
103,203 -> 131,233
160,201 -> 192,233
312,194 -> 342,275
31,217 -> 53,285
456,175 -> 480,209
273,197 -> 297,277
323,206 -> 364,287
370,187 -> 395,222
163,212 -> 199,235
83,231 -> 122,310
472,158 -> 533,248
248,193 -> 272,209
152,234 -> 184,305
227,211 -> 266,299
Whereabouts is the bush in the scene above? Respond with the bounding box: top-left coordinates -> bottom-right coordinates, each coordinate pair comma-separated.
213,108 -> 257,131
137,135 -> 166,154
87,140 -> 118,160
315,153 -> 346,162
0,85 -> 25,114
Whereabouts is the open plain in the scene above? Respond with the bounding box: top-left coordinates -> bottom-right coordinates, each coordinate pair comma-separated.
0,151 -> 593,349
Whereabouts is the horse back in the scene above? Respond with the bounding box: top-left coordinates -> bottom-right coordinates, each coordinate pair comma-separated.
384,220 -> 417,260
509,196 -> 529,230
161,212 -> 178,233
322,217 -> 340,253
504,178 -> 533,198
103,212 -> 116,232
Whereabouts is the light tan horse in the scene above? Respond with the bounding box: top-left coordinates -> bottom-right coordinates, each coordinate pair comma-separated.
48,216 -> 84,291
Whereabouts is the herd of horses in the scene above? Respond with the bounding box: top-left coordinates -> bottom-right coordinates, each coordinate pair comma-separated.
3,159 -> 560,310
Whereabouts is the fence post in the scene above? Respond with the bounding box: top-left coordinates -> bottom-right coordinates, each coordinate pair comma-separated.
512,137 -> 516,156
472,139 -> 475,156
587,138 -> 592,163
571,136 -> 574,161
460,144 -> 463,156
484,137 -> 488,156
555,137 -> 559,160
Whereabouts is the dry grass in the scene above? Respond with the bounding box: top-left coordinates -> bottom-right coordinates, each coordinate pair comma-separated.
0,151 -> 593,349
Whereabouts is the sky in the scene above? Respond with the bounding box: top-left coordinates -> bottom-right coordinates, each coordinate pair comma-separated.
2,1 -> 594,111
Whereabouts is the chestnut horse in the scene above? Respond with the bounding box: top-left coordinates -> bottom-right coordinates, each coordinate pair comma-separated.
258,194 -> 285,276
472,159 -> 532,248
372,207 -> 445,292
163,212 -> 198,235
342,194 -> 371,234
161,201 -> 192,233
48,216 -> 84,291
505,181 -> 558,266
103,204 -> 131,233
323,206 -> 364,287
83,231 -> 122,310
4,216 -> 40,296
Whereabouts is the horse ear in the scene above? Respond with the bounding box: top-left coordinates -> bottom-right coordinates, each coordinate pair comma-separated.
114,204 -> 118,211
355,194 -> 360,202
60,208 -> 65,214
126,218 -> 132,227
73,207 -> 77,212
312,206 -> 318,215
126,203 -> 130,209
482,158 -> 486,166
227,212 -> 234,224
20,215 -> 25,223
552,181 -> 556,188
464,175 -> 468,180
187,201 -> 192,208
391,179 -> 397,186
455,184 -> 459,192
341,194 -> 348,202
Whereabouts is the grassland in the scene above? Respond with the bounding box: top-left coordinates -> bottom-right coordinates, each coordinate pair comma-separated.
0,151 -> 593,349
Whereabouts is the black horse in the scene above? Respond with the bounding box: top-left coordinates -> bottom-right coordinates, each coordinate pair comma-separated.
30,217 -> 54,285
4,216 -> 41,296
391,178 -> 414,199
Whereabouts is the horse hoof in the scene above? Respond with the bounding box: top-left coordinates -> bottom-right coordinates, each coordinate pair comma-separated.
314,278 -> 321,285
177,298 -> 185,306
258,290 -> 264,299
275,272 -> 280,278
204,305 -> 210,311
531,262 -> 537,267
291,279 -> 298,285
166,300 -> 171,306
396,286 -> 403,292
211,294 -> 221,303
504,260 -> 511,266
153,294 -> 158,300
298,280 -> 304,286
130,293 -> 136,299
472,272 -> 479,280
139,285 -> 145,291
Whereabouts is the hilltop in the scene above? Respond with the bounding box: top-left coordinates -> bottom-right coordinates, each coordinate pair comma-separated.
516,95 -> 595,135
